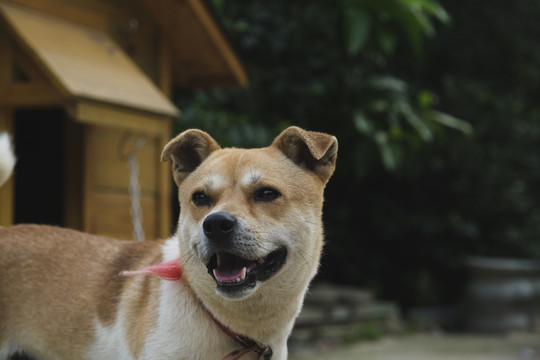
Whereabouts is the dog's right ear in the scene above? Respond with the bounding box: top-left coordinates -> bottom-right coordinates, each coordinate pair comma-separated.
272,126 -> 338,184
161,129 -> 221,186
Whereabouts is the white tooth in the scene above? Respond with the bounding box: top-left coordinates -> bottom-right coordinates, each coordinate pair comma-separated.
216,254 -> 221,267
213,269 -> 218,279
240,267 -> 247,281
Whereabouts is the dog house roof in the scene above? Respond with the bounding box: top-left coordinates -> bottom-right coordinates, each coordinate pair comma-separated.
140,0 -> 248,89
0,0 -> 247,120
1,2 -> 178,117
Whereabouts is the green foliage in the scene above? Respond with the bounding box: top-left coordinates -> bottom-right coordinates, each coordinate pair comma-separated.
174,0 -> 540,310
340,0 -> 460,171
343,0 -> 450,56
173,91 -> 280,148
196,0 -> 459,172
419,0 -> 540,260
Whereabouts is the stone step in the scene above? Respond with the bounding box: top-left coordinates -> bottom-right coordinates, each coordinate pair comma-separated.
303,284 -> 375,307
296,301 -> 400,328
291,284 -> 402,347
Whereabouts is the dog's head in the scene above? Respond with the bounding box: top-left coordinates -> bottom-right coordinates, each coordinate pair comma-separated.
161,127 -> 337,301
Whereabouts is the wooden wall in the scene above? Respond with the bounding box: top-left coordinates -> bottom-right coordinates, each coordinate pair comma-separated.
0,0 -> 175,239
81,126 -> 171,240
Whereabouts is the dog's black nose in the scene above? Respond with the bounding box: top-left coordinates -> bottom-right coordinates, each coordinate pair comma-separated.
203,212 -> 237,242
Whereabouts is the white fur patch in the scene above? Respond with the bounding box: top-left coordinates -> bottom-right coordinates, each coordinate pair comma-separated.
202,174 -> 226,192
84,238 -> 181,360
138,238 -> 234,359
162,237 -> 181,262
0,133 -> 16,186
86,317 -> 133,360
240,168 -> 263,187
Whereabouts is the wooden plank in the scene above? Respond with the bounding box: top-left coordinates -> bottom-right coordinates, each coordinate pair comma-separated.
156,36 -> 174,238
3,0 -> 108,30
105,0 -> 161,84
0,3 -> 178,116
88,191 -> 157,241
0,29 -> 14,226
71,101 -> 170,136
0,24 -> 12,97
85,126 -> 158,192
2,82 -> 61,107
0,47 -> 62,107
158,32 -> 172,97
187,0 -> 248,87
82,125 -> 165,240
82,125 -> 96,235
140,0 -> 248,88
0,110 -> 14,226
13,43 -> 48,81
158,119 -> 172,238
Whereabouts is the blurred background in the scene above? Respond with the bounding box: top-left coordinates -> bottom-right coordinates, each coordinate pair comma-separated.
1,0 -> 539,357
176,0 -> 540,332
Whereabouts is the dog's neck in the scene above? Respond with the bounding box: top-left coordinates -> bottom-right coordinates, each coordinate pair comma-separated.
192,272 -> 305,360
201,284 -> 304,337
123,252 -> 307,360
122,257 -> 289,359
202,302 -> 274,359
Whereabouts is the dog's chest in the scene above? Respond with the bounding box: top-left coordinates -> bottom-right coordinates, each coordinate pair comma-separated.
86,278 -> 243,360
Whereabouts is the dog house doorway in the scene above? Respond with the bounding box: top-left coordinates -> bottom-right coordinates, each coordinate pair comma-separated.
14,108 -> 67,226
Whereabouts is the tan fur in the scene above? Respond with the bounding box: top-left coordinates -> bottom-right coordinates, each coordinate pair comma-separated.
0,127 -> 337,360
0,225 -> 163,358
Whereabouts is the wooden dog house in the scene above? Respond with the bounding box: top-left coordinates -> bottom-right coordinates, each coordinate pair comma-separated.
0,0 -> 247,240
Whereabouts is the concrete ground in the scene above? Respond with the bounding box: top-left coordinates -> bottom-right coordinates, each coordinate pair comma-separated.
290,333 -> 540,360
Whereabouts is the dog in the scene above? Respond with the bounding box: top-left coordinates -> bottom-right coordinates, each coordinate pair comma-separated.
0,126 -> 337,360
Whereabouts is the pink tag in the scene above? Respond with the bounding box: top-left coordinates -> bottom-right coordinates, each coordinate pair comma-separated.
121,259 -> 182,281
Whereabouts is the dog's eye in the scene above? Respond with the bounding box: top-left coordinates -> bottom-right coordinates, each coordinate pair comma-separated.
192,191 -> 212,206
254,187 -> 281,202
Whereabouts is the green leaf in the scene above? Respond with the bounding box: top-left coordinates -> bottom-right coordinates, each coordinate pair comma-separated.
402,0 -> 451,24
375,131 -> 401,170
431,111 -> 474,136
377,27 -> 397,55
354,111 -> 374,135
399,103 -> 434,142
345,4 -> 372,56
417,90 -> 436,109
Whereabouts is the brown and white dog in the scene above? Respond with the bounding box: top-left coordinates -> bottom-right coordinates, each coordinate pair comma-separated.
0,127 -> 337,360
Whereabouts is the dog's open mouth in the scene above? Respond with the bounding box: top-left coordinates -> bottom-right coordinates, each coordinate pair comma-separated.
206,247 -> 287,291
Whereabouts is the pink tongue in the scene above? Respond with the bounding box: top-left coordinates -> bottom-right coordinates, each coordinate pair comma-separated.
214,267 -> 244,282
213,263 -> 257,282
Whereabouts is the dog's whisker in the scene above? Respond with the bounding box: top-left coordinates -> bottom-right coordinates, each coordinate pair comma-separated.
297,249 -> 315,268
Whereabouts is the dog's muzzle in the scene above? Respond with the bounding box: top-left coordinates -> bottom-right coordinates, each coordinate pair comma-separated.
202,212 -> 287,295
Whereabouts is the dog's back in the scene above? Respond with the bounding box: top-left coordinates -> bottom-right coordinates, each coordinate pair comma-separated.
0,133 -> 15,187
0,225 -> 164,359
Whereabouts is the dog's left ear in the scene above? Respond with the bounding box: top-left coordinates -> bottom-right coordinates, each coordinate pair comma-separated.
161,129 -> 221,186
272,126 -> 338,184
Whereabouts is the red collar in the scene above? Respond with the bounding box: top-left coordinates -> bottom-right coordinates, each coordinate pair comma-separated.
204,307 -> 272,360
121,259 -> 272,359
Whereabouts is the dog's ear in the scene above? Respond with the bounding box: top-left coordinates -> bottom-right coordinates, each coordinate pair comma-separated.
272,126 -> 338,184
161,129 -> 221,186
